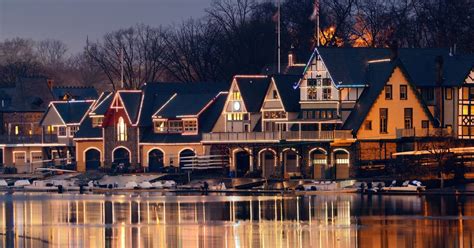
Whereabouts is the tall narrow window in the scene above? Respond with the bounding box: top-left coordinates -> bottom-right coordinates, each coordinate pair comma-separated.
117,117 -> 127,141
404,108 -> 413,129
380,108 -> 388,133
384,85 -> 392,100
400,85 -> 407,100
445,88 -> 453,100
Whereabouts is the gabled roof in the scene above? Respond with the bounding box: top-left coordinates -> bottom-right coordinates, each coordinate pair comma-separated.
74,116 -> 102,139
52,86 -> 98,100
118,91 -> 142,123
153,93 -> 217,118
342,60 -> 435,133
138,81 -> 229,126
0,77 -> 54,112
272,75 -> 301,112
315,47 -> 390,87
140,92 -> 228,144
311,47 -> 473,88
234,76 -> 271,112
50,101 -> 94,125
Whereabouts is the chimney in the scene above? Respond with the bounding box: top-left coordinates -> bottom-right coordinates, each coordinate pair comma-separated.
389,40 -> 398,60
288,45 -> 296,67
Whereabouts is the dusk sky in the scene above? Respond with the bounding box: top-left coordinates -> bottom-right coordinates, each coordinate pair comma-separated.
0,0 -> 212,53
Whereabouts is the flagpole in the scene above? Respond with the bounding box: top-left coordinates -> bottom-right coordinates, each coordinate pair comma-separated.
277,0 -> 281,74
316,1 -> 320,47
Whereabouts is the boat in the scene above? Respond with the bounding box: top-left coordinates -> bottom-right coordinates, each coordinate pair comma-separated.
0,179 -> 8,189
152,180 -> 176,189
13,180 -> 31,188
382,180 -> 426,193
139,181 -> 153,189
295,180 -> 357,193
23,180 -> 80,192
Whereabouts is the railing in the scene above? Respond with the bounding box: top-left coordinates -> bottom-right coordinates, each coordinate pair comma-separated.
0,135 -> 58,144
202,130 -> 354,143
396,128 -> 454,139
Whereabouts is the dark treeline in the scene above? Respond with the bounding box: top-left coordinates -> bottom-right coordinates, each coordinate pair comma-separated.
1,0 -> 473,90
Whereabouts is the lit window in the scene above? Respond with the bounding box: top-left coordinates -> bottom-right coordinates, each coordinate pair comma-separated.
58,126 -> 67,136
272,90 -> 278,99
117,117 -> 127,141
154,121 -> 167,133
232,91 -> 241,100
47,126 -> 55,134
14,125 -> 19,135
422,120 -> 429,129
92,117 -> 103,128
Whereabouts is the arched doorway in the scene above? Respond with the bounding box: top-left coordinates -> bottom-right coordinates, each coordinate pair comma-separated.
179,149 -> 195,168
85,148 -> 101,171
334,149 -> 350,179
309,148 -> 327,179
148,149 -> 164,172
283,149 -> 298,175
234,150 -> 250,177
260,149 -> 275,178
113,147 -> 130,165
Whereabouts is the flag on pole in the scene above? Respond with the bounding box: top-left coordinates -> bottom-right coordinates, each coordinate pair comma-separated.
310,0 -> 319,21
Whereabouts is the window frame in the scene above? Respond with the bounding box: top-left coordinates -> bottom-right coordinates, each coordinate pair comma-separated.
400,85 -> 408,100
379,108 -> 388,134
384,85 -> 393,100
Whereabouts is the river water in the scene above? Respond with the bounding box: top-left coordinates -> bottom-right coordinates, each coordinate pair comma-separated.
0,192 -> 473,248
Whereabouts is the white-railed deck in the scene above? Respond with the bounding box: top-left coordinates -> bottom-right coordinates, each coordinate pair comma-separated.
202,130 -> 354,143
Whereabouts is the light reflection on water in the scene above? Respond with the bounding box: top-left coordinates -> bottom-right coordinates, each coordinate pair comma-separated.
0,193 -> 473,247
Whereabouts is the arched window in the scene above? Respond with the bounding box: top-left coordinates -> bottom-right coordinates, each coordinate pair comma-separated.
117,117 -> 127,141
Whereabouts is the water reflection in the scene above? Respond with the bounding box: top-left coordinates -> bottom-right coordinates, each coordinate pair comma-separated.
0,193 -> 473,247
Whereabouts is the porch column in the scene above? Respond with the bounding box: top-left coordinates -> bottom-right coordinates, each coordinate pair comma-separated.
299,123 -> 302,139
249,151 -> 254,172
318,123 -> 322,138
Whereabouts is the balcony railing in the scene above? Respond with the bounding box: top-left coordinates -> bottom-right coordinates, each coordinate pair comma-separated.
396,128 -> 454,139
0,135 -> 58,144
202,130 -> 354,143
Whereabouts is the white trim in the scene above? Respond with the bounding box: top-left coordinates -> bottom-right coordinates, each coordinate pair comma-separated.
308,147 -> 328,167
112,146 -> 132,163
258,148 -> 277,169
281,148 -> 300,168
152,93 -> 177,118
12,151 -> 27,164
74,138 -> 103,141
333,148 -> 350,166
139,142 -> 201,145
146,147 -> 166,167
30,151 -> 43,163
84,147 -> 103,163
231,148 -> 252,170
90,92 -> 113,114
50,104 -> 67,125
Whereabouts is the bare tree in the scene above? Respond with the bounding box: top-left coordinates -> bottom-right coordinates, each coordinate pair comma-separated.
36,39 -> 68,67
0,38 -> 43,85
86,24 -> 167,90
418,129 -> 457,188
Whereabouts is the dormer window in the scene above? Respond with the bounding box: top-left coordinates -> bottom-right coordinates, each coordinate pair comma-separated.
117,117 -> 127,141
168,120 -> 183,133
154,120 -> 167,133
92,117 -> 103,128
183,120 -> 198,134
272,90 -> 278,99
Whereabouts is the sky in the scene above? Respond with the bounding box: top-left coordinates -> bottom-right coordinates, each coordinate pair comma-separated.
0,0 -> 212,53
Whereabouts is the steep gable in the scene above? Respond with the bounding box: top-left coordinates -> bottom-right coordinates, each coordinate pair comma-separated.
352,64 -> 434,139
